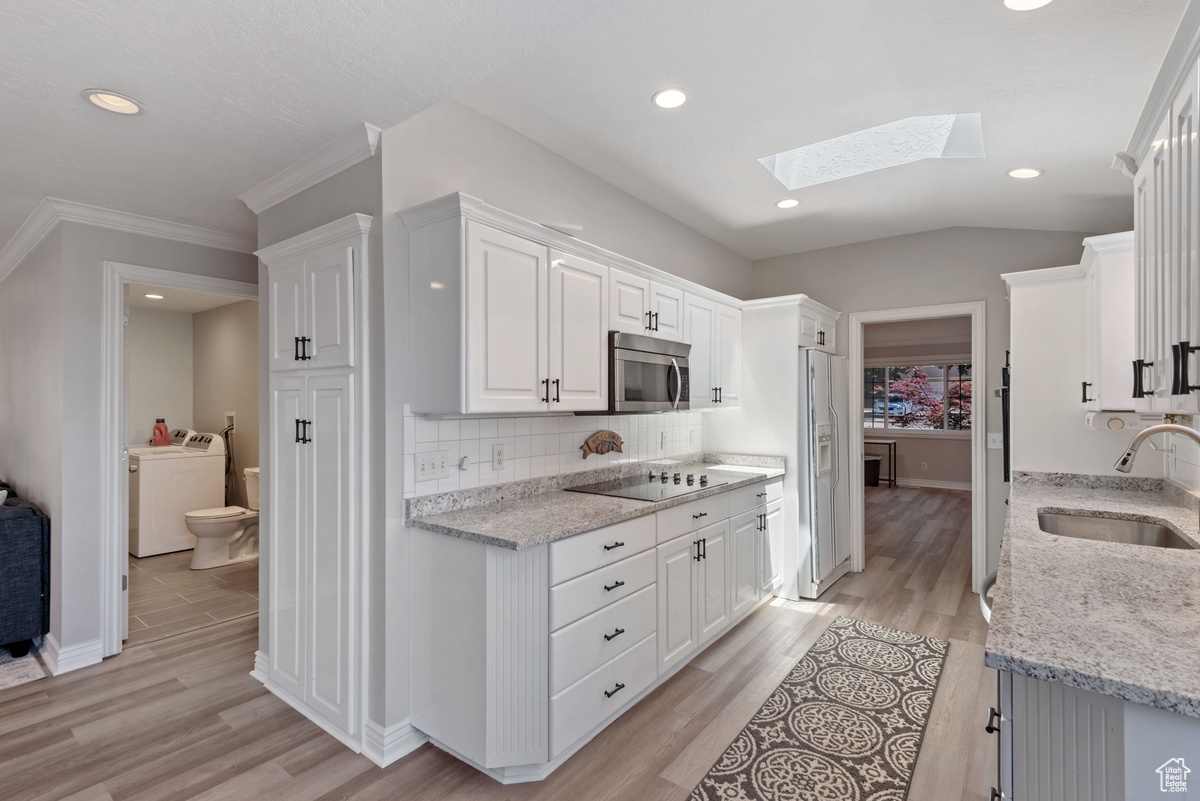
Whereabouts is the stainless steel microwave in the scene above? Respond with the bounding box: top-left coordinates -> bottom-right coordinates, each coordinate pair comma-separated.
610,331 -> 690,413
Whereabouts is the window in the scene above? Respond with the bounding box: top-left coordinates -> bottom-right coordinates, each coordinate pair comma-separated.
864,364 -> 972,431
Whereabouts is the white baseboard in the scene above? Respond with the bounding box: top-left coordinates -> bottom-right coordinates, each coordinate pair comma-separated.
40,632 -> 103,675
362,719 -> 429,768
895,478 -> 972,492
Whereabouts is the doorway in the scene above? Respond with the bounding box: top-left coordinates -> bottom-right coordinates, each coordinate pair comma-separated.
846,302 -> 988,593
101,262 -> 258,656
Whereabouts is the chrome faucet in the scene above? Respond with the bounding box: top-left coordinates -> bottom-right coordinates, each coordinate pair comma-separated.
1114,423 -> 1200,472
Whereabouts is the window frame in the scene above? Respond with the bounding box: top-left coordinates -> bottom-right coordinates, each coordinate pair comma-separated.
863,359 -> 973,438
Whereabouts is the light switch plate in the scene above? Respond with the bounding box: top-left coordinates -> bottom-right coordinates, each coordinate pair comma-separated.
417,450 -> 451,481
987,433 -> 1004,450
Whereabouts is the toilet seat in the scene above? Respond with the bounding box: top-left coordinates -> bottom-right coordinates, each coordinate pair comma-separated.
186,506 -> 247,520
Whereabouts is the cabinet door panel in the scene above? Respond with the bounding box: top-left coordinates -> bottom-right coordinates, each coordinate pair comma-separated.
307,372 -> 356,734
650,282 -> 685,341
549,251 -> 608,411
1173,62 -> 1200,413
466,222 -> 549,413
798,306 -> 822,349
684,295 -> 715,409
716,304 -> 742,407
269,261 -> 306,372
308,245 -> 355,370
609,267 -> 651,335
269,376 -> 308,698
656,534 -> 698,674
729,511 -> 760,619
760,499 -> 783,596
698,522 -> 730,644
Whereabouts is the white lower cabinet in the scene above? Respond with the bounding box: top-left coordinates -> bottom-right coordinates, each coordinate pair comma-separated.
411,476 -> 782,783
760,498 -> 784,596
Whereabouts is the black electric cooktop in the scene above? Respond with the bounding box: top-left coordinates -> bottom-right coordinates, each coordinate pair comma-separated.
566,471 -> 728,502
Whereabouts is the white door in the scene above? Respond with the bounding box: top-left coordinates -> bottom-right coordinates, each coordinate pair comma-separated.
549,251 -> 608,411
308,244 -> 356,370
715,303 -> 742,407
729,510 -> 760,618
650,282 -> 685,341
465,221 -> 549,413
697,521 -> 729,645
269,375 -> 308,700
269,259 -> 307,372
307,371 -> 357,735
760,499 -> 783,596
656,533 -> 699,674
684,294 -> 715,409
609,267 -> 651,335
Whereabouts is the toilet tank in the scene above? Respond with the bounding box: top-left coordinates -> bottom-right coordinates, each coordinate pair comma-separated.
244,467 -> 260,511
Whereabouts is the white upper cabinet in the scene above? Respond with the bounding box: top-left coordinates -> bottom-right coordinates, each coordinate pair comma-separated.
650,282 -> 685,341
262,223 -> 360,373
684,294 -> 741,409
1080,233 -> 1135,411
466,222 -> 551,413
715,303 -> 742,407
548,250 -> 608,410
797,296 -> 839,355
609,267 -> 687,342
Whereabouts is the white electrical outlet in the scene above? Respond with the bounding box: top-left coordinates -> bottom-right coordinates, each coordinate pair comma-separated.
921,461 -> 928,471
225,411 -> 236,430
493,444 -> 506,471
987,433 -> 1004,449
417,450 -> 451,481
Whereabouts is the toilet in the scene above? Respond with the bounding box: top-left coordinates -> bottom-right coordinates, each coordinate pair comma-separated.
184,467 -> 260,570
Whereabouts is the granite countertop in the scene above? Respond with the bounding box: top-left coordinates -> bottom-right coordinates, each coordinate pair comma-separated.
985,472 -> 1200,718
407,454 -> 785,550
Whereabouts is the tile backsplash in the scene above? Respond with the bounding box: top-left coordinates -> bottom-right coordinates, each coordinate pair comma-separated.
403,407 -> 704,497
1167,416 -> 1200,492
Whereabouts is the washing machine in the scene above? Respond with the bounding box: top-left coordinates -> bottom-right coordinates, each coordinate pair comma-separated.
129,432 -> 226,557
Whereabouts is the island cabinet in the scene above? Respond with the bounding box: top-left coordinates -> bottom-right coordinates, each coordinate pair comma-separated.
409,474 -> 783,784
989,671 -> 1200,800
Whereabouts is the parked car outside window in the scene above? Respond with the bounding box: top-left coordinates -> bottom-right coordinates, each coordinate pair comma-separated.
873,394 -> 914,416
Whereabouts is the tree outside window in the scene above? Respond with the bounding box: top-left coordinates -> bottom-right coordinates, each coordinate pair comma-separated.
864,364 -> 971,431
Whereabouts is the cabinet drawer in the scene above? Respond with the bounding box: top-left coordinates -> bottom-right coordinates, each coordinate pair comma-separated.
549,515 -> 656,586
550,549 -> 656,631
550,585 -> 656,695
655,493 -> 729,543
549,633 -> 657,758
727,477 -> 782,516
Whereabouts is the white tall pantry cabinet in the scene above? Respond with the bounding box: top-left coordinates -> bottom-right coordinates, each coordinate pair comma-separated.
254,213 -> 372,749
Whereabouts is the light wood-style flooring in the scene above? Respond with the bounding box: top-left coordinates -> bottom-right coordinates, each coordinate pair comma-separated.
1,486 -> 994,800
127,551 -> 258,646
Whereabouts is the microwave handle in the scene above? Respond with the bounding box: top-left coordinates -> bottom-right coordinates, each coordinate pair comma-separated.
670,358 -> 682,410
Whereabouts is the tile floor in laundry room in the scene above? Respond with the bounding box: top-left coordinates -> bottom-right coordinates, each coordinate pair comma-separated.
126,550 -> 258,646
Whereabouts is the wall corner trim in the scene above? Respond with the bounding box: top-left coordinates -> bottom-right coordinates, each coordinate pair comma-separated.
239,123 -> 383,215
0,197 -> 256,283
41,632 -> 104,676
362,719 -> 430,768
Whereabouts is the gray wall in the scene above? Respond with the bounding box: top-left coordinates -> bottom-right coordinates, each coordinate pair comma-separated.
750,226 -> 1097,570
127,307 -> 193,446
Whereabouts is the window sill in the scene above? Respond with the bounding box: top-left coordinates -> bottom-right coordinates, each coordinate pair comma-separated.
862,429 -> 971,441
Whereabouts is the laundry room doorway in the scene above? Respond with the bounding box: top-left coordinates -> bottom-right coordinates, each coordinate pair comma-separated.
100,261 -> 259,656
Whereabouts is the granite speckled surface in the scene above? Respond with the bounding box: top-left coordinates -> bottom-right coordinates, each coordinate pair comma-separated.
985,471 -> 1200,718
407,455 -> 785,550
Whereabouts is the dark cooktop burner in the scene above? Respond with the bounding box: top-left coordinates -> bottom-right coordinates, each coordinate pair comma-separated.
566,470 -> 728,502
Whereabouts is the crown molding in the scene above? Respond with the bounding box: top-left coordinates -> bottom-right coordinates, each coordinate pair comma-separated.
239,123 -> 382,214
255,213 -> 373,265
1126,2 -> 1200,168
1082,230 -> 1135,254
0,197 -> 255,282
1002,263 -> 1087,288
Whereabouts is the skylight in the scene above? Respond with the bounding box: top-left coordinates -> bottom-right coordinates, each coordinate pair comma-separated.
759,114 -> 985,190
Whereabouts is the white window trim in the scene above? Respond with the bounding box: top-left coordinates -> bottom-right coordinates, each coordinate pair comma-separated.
864,361 -> 973,436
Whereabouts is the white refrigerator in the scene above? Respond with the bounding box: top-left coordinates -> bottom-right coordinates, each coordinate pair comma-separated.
703,299 -> 852,600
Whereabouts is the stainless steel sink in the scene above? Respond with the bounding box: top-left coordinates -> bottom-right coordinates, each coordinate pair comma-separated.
1037,512 -> 1195,549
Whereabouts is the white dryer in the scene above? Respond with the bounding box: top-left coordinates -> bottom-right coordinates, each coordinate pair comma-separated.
129,432 -> 226,557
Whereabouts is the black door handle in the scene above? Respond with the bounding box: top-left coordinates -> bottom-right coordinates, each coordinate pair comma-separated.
604,682 -> 625,698
990,789 -> 1001,801
653,311 -> 659,331
603,541 -> 625,551
294,336 -> 302,361
818,330 -> 825,346
303,420 -> 311,443
1133,359 -> 1143,398
1081,381 -> 1094,403
1180,341 -> 1198,393
603,628 -> 625,642
295,419 -> 311,444
985,707 -> 1001,734
701,537 -> 707,560
604,580 -> 625,592
646,310 -> 654,331
694,541 -> 702,561
295,418 -> 303,443
553,378 -> 561,403
302,336 -> 311,360
717,386 -> 722,403
542,378 -> 550,403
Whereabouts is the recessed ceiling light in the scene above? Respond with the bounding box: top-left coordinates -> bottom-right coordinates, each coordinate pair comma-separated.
1004,0 -> 1053,9
776,198 -> 800,209
82,89 -> 144,115
1008,167 -> 1043,179
652,88 -> 687,109
144,294 -> 164,299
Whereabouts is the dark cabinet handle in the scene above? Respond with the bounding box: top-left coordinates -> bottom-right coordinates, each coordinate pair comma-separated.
295,418 -> 303,443
603,541 -> 625,551
1172,344 -> 1182,395
700,537 -> 707,560
1081,381 -> 1094,403
295,419 -> 311,444
542,378 -> 550,403
985,707 -> 1001,734
653,311 -> 660,331
553,378 -> 561,403
1133,359 -> 1154,398
756,491 -> 767,499
646,310 -> 654,331
759,513 -> 766,531
694,540 -> 702,561
717,386 -> 722,403
604,682 -> 625,698
302,336 -> 311,360
817,330 -> 825,346
1180,341 -> 1198,394
294,336 -> 302,361
604,580 -> 625,592
603,628 -> 625,642
693,511 -> 708,519
990,789 -> 1001,801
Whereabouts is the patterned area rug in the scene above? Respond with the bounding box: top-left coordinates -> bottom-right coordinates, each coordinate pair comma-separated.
689,616 -> 949,801
0,647 -> 49,691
